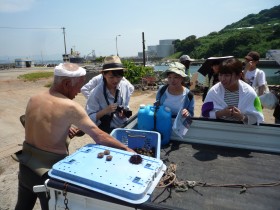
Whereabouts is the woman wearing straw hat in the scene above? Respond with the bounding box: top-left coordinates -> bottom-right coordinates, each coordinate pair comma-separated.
86,55 -> 133,133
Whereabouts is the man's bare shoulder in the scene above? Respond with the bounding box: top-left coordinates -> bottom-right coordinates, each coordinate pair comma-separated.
28,90 -> 81,111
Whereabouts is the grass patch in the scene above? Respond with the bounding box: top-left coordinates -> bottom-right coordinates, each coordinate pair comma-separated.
44,82 -> 53,87
17,71 -> 53,82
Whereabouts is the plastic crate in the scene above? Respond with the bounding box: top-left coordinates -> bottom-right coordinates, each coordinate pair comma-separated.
110,128 -> 161,159
48,144 -> 166,204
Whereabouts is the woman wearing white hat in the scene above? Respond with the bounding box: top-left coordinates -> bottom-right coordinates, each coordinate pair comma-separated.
86,55 -> 133,133
155,62 -> 195,118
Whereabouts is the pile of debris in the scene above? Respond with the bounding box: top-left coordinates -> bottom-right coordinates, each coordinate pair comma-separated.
269,85 -> 280,99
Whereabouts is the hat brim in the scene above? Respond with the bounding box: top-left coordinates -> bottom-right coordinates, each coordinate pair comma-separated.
244,55 -> 254,61
102,67 -> 125,71
102,62 -> 125,71
163,69 -> 187,78
198,56 -> 234,76
181,58 -> 195,62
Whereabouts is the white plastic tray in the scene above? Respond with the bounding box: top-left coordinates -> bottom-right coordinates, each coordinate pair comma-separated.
48,144 -> 166,204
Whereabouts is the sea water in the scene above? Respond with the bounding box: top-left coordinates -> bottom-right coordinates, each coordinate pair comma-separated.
154,65 -> 280,85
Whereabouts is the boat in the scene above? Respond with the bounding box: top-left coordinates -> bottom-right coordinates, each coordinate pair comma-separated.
69,48 -> 85,63
62,48 -> 85,63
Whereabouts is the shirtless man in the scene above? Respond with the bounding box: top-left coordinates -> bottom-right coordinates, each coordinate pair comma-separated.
15,63 -> 134,210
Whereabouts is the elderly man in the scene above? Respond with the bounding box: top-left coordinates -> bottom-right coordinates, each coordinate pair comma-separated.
15,63 -> 133,210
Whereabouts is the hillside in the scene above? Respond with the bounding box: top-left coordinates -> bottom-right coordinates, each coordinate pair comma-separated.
224,5 -> 280,29
174,5 -> 280,59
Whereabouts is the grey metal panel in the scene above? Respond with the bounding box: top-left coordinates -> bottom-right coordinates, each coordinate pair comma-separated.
171,120 -> 280,153
123,117 -> 280,153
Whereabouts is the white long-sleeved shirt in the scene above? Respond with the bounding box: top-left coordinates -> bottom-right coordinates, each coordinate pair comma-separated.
81,74 -> 134,99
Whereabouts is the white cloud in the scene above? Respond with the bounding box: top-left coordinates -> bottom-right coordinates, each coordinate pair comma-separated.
0,0 -> 36,13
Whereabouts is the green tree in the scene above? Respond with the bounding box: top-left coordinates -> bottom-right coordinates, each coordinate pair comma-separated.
267,25 -> 280,41
204,42 -> 224,57
177,35 -> 199,54
122,60 -> 154,84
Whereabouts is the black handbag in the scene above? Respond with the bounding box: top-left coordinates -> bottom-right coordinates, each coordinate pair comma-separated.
98,115 -> 113,133
273,103 -> 280,120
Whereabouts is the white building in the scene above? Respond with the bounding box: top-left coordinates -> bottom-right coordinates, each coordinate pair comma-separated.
15,58 -> 34,68
138,39 -> 176,58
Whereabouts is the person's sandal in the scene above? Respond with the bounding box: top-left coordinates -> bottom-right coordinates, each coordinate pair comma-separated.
20,115 -> 25,127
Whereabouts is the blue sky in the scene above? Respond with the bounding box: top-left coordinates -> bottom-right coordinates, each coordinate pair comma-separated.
0,0 -> 279,61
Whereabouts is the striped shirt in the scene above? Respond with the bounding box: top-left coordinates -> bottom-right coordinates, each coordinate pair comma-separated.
224,89 -> 239,121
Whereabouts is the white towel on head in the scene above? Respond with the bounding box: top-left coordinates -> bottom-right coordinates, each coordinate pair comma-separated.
54,63 -> 86,77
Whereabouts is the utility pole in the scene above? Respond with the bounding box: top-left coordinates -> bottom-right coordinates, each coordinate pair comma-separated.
62,27 -> 70,62
62,27 -> 67,55
41,51 -> 44,64
142,32 -> 146,67
116,35 -> 121,56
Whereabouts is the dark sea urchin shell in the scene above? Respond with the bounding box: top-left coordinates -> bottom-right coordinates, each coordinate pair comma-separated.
106,155 -> 113,161
104,150 -> 110,155
97,152 -> 104,158
129,155 -> 143,164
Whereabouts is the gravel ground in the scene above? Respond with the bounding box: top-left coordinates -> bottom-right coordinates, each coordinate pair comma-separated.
0,67 -> 275,210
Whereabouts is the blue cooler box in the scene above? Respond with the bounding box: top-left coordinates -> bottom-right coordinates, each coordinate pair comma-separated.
48,144 -> 166,204
110,128 -> 161,159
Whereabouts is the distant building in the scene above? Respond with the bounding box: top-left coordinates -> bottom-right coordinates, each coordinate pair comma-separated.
138,39 -> 176,58
157,39 -> 176,57
15,58 -> 34,68
147,46 -> 158,57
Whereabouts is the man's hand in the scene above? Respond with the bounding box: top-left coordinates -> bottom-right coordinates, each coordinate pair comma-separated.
68,126 -> 85,139
126,147 -> 136,153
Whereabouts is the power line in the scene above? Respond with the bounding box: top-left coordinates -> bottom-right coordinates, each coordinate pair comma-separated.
0,26 -> 62,30
0,26 -> 68,57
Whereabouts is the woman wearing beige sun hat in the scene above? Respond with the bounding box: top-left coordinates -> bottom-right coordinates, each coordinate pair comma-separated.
155,62 -> 195,118
86,55 -> 133,133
